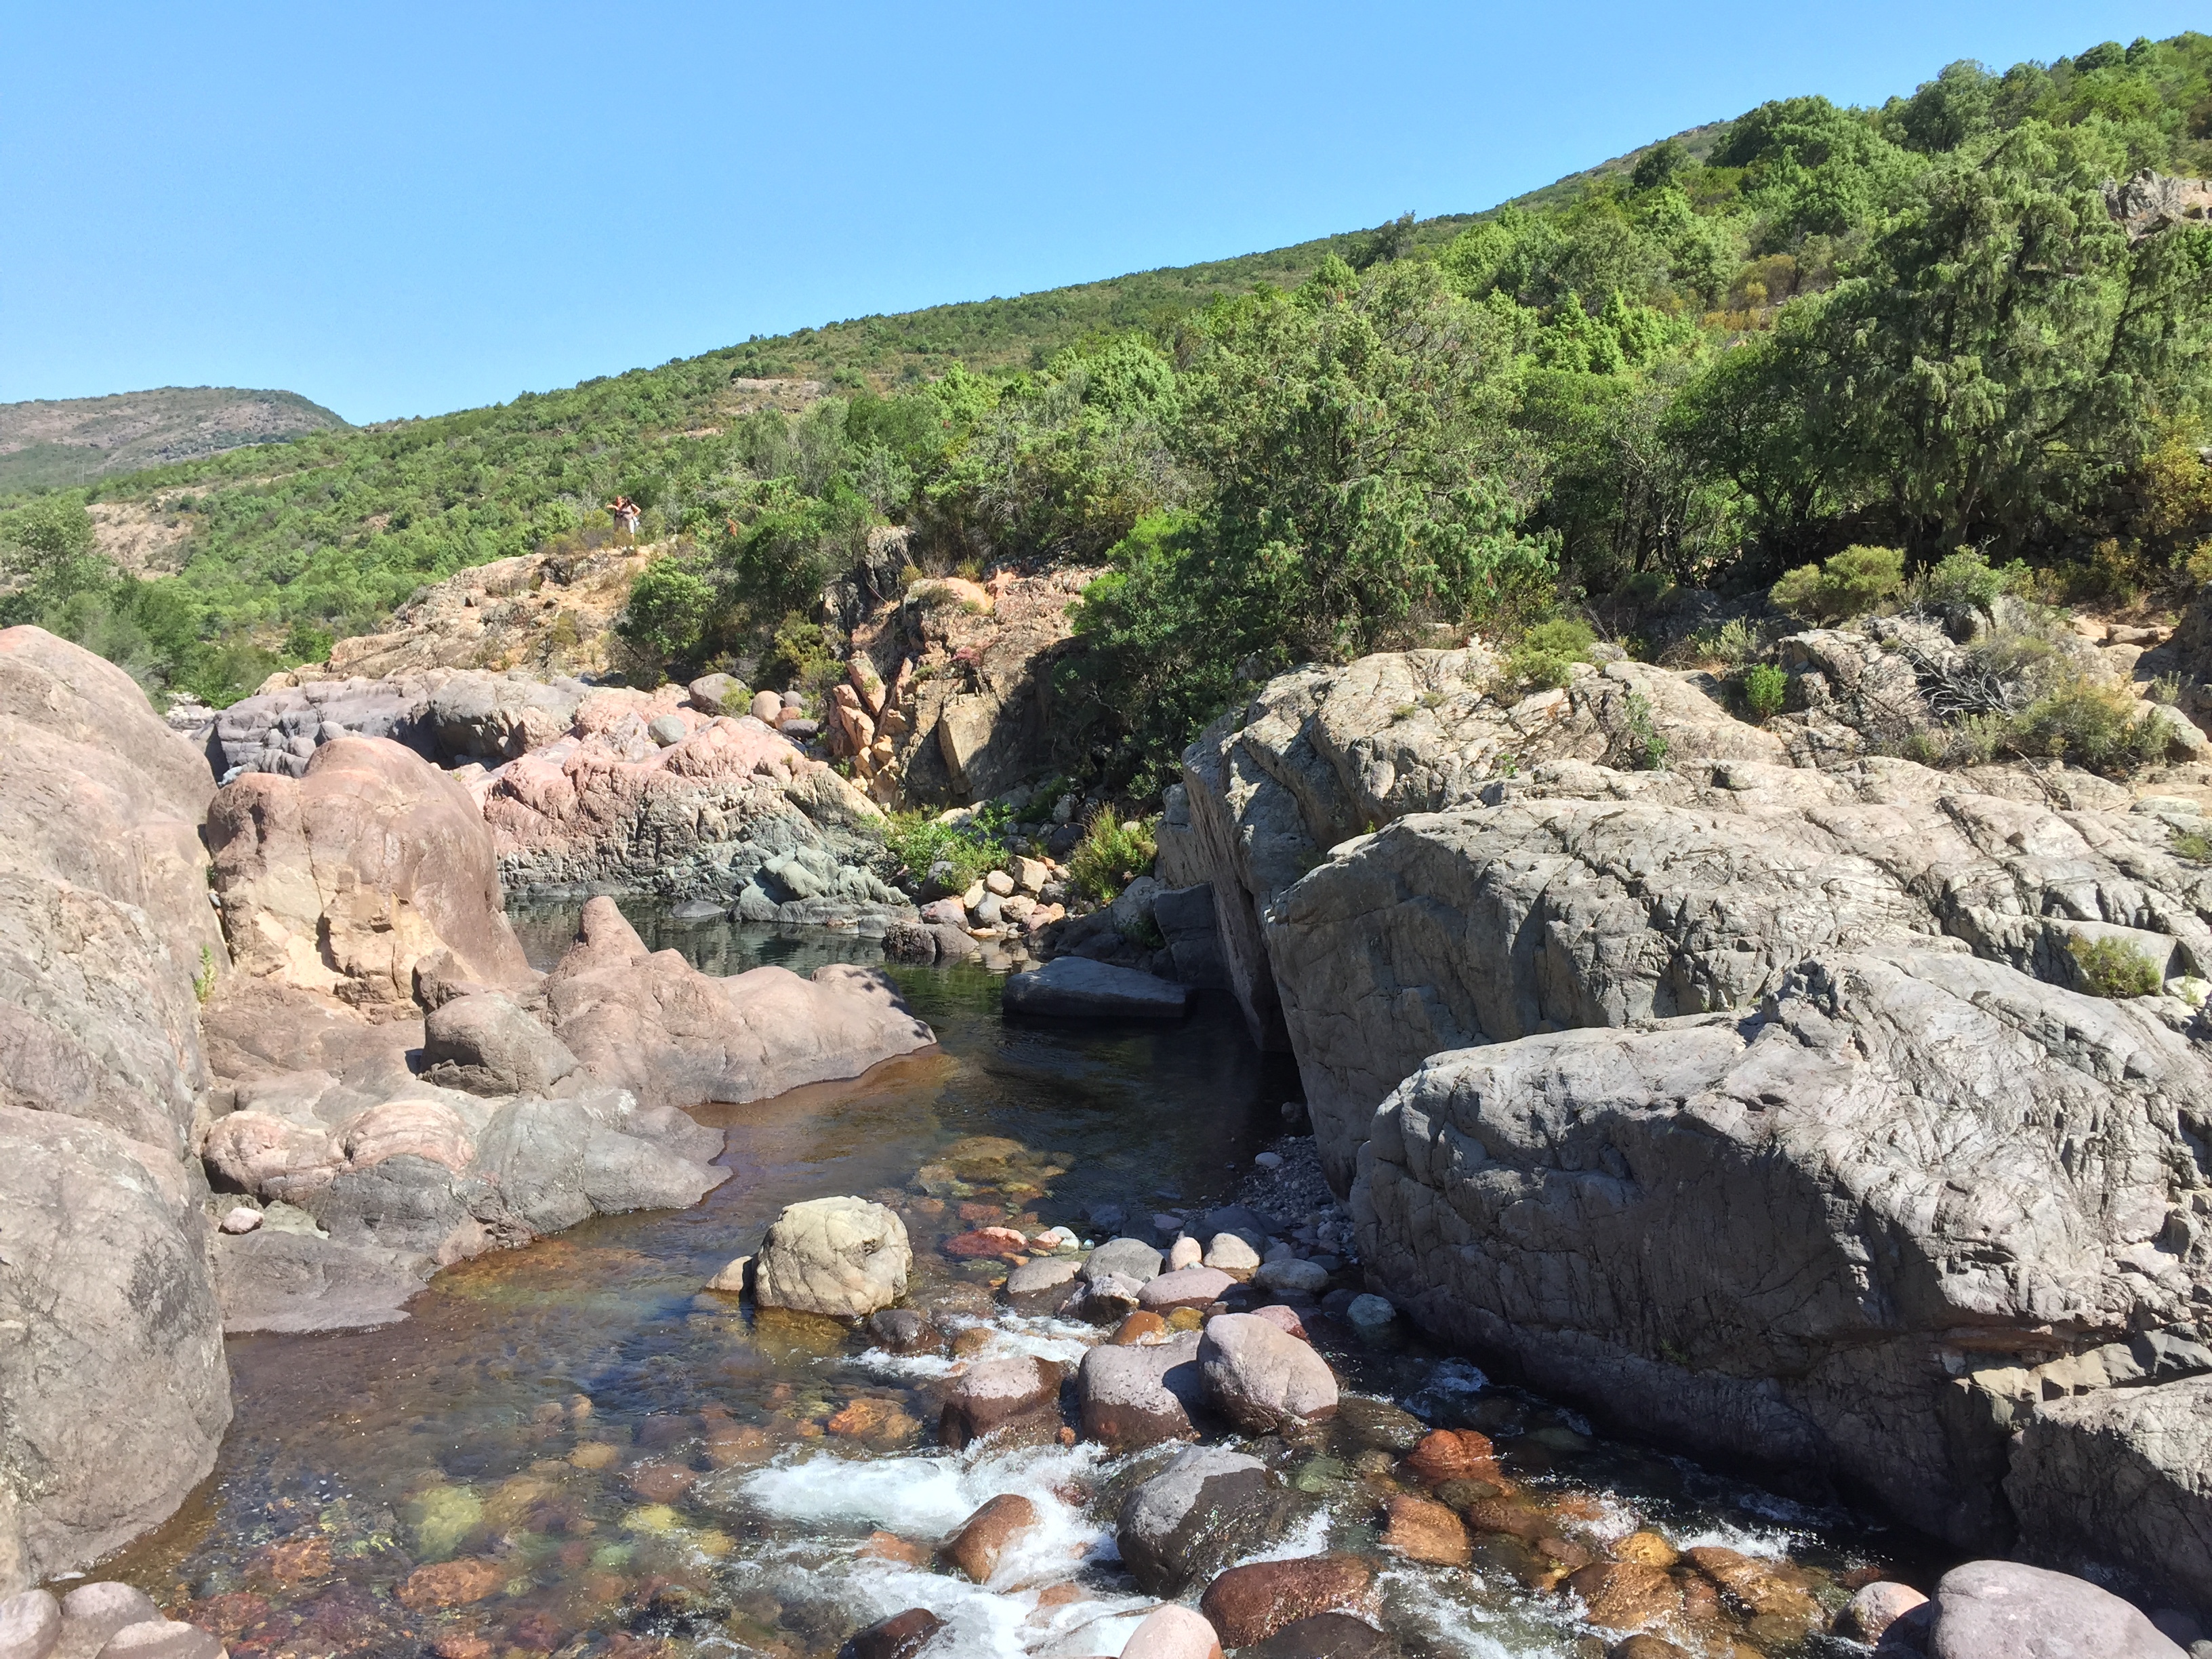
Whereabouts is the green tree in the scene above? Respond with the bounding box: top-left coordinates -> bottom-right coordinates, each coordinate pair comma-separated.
618,557 -> 716,671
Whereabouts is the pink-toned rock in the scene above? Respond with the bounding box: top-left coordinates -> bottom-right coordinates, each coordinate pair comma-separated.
1139,1266 -> 1237,1311
1119,1604 -> 1223,1659
1198,1313 -> 1338,1431
936,1493 -> 1038,1582
1841,1580 -> 1928,1642
541,897 -> 934,1109
1248,1303 -> 1309,1340
209,735 -> 534,1015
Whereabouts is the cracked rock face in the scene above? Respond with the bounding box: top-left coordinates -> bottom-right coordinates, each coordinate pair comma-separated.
1352,947 -> 2212,1550
0,628 -> 231,1593
1267,756 -> 2212,1193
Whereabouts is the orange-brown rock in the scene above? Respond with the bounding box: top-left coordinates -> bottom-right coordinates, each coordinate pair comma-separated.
1683,1547 -> 1822,1625
251,1533 -> 333,1584
624,1461 -> 696,1503
844,1608 -> 943,1659
1198,1554 -> 1376,1646
1565,1561 -> 1681,1632
1537,1535 -> 1596,1570
1380,1494 -> 1471,1567
1111,1311 -> 1172,1345
1614,1530 -> 1679,1568
937,1492 -> 1040,1582
702,1422 -> 773,1468
1405,1429 -> 1496,1484
827,1397 -> 920,1446
858,1530 -> 929,1568
396,1557 -> 508,1610
431,1635 -> 495,1659
1458,1496 -> 1551,1541
1610,1639 -> 1692,1659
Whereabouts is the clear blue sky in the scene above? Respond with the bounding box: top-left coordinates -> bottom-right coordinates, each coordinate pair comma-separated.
1,1 -> 2200,424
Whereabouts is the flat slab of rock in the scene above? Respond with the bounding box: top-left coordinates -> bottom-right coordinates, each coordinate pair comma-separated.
1140,1266 -> 1237,1311
1002,957 -> 1193,1019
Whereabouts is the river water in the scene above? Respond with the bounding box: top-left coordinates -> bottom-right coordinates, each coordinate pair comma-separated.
96,905 -> 1931,1659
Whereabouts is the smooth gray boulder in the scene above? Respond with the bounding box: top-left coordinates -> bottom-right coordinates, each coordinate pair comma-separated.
1199,1313 -> 1339,1432
1004,1256 -> 1082,1298
1920,1561 -> 2182,1658
1082,1237 -> 1164,1284
0,1591 -> 59,1659
1116,1446 -> 1298,1595
753,1195 -> 912,1317
1353,947 -> 2212,1552
1002,957 -> 1193,1019
1151,882 -> 1229,988
420,991 -> 579,1095
94,1622 -> 222,1659
56,1585 -> 161,1659
2007,1373 -> 2212,1611
1078,1332 -> 1207,1451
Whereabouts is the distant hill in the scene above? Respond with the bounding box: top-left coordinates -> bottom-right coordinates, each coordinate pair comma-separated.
0,387 -> 347,491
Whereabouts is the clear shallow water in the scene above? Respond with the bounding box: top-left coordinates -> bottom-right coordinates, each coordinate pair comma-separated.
95,903 -> 1936,1659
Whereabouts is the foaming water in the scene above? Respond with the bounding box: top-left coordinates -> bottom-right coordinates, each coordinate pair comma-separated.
88,900 -> 1942,1658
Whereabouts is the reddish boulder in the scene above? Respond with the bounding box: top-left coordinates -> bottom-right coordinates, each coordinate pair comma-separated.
1200,1555 -> 1376,1646
936,1494 -> 1039,1583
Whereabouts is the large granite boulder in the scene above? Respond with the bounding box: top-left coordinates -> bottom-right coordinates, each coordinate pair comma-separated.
542,897 -> 935,1109
1353,946 -> 2212,1552
1160,648 -> 1788,1050
1002,957 -> 1194,1019
1911,1560 -> 2184,1658
752,1195 -> 912,1317
0,628 -> 231,1593
207,735 -> 535,1017
1269,756 -> 2212,1189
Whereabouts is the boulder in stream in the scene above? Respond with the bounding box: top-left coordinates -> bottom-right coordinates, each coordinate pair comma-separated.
1078,1331 -> 1207,1452
753,1196 -> 912,1318
1117,1446 -> 1299,1595
1199,1313 -> 1339,1432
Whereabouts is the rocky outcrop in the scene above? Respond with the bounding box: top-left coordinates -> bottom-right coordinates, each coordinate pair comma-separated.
1353,947 -> 2212,1551
1162,647 -> 1787,1050
475,702 -> 905,920
2007,1373 -> 2212,1612
1272,756 -> 2212,1189
206,663 -> 912,927
840,566 -> 1094,806
201,744 -> 934,1332
544,897 -> 934,1110
208,735 -> 535,1017
0,628 -> 232,1594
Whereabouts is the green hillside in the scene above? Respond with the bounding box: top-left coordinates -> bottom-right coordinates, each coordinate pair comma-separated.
0,386 -> 346,492
3,30 -> 2209,745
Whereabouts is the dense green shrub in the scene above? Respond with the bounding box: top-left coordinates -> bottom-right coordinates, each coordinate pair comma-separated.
881,810 -> 1008,891
2067,933 -> 2165,997
1770,546 -> 1907,623
1066,808 -> 1158,904
1742,661 -> 1788,719
2006,675 -> 2177,772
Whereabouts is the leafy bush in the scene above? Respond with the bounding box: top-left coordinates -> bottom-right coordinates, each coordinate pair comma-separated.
1923,548 -> 2015,611
1742,661 -> 1788,719
882,811 -> 1008,892
1769,545 -> 1906,623
1507,616 -> 1595,688
617,558 -> 717,671
2067,933 -> 2164,998
2005,676 -> 2177,773
1614,689 -> 1670,769
2172,828 -> 2212,863
1066,808 -> 1158,905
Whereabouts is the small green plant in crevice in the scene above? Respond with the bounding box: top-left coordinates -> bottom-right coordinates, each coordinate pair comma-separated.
193,944 -> 218,1004
1067,807 -> 1158,905
2067,933 -> 2165,999
2151,671 -> 2184,705
1614,690 -> 1669,770
1741,662 -> 1788,722
2172,829 -> 2212,863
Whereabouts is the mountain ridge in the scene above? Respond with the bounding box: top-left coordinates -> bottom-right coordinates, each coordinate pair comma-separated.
0,386 -> 348,491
